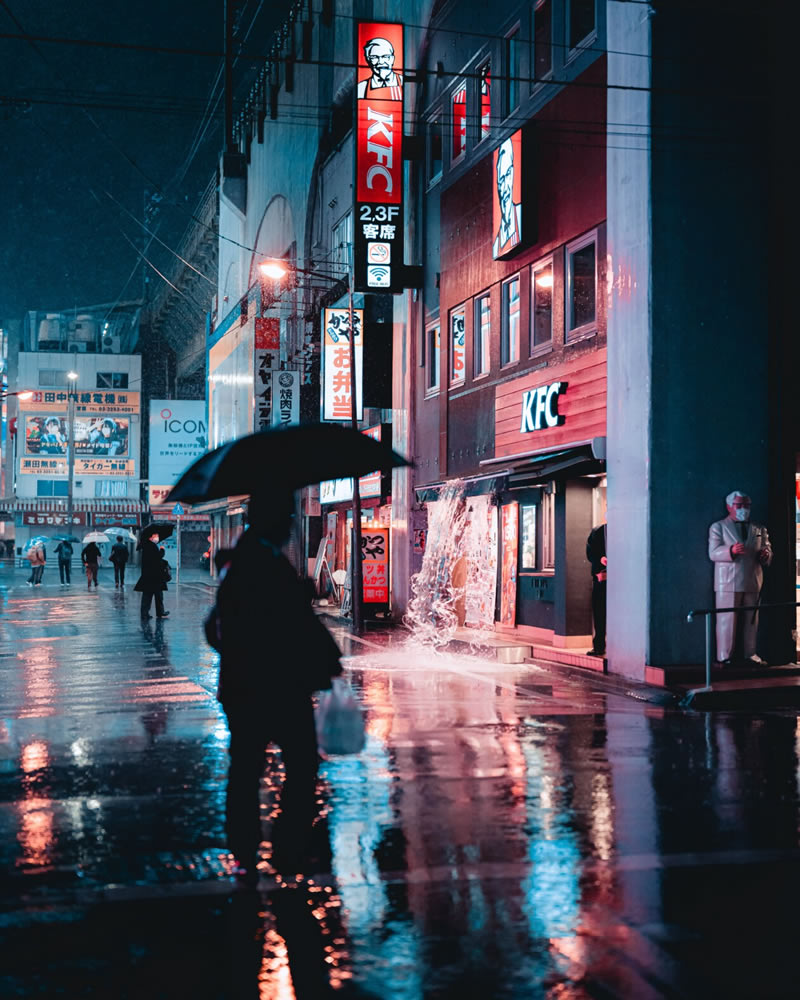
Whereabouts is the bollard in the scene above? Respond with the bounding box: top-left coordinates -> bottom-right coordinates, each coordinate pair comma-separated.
704,614 -> 712,690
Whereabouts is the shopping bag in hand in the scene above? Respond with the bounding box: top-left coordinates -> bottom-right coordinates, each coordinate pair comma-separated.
315,677 -> 366,755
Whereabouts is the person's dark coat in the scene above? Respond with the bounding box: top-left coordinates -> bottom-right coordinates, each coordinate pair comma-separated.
54,541 -> 73,562
586,524 -> 607,578
81,542 -> 101,566
134,539 -> 167,593
110,542 -> 129,566
211,529 -> 342,704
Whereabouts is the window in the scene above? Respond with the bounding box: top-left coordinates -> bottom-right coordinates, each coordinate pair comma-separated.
36,480 -> 68,497
568,0 -> 595,50
474,294 -> 491,376
501,276 -> 520,365
428,116 -> 443,184
426,324 -> 440,392
452,82 -> 467,161
479,63 -> 492,140
541,487 -> 555,570
39,369 -> 68,387
530,259 -> 553,351
95,480 -> 128,498
567,232 -> 597,337
505,29 -> 520,113
331,211 -> 352,272
96,372 -> 129,389
533,0 -> 552,82
520,505 -> 537,569
450,308 -> 465,385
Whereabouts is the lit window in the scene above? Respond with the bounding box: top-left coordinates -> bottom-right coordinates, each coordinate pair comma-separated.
541,488 -> 555,570
474,294 -> 491,376
480,63 -> 491,139
427,325 -> 440,391
520,505 -> 537,569
452,82 -> 467,160
450,308 -> 465,384
501,276 -> 520,365
531,260 -> 553,350
533,0 -> 552,82
567,233 -> 597,337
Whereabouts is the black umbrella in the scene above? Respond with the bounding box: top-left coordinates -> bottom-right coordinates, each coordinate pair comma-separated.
53,534 -> 81,543
138,522 -> 175,543
166,424 -> 410,504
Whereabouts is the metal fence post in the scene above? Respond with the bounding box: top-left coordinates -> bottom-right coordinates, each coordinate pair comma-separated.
705,614 -> 712,690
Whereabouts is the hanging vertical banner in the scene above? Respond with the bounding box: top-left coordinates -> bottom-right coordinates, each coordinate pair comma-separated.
354,21 -> 404,293
361,525 -> 389,604
321,307 -> 364,421
270,370 -> 300,428
254,318 -> 280,432
500,502 -> 519,626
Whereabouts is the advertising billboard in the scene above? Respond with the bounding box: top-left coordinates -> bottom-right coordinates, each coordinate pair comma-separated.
353,21 -> 404,293
321,307 -> 364,422
492,130 -> 524,259
18,390 -> 139,415
25,414 -> 130,457
148,400 -> 207,507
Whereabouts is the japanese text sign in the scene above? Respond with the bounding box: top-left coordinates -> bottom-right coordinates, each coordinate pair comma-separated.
18,390 -> 140,415
321,307 -> 364,422
270,369 -> 300,428
361,525 -> 389,603
354,21 -> 404,293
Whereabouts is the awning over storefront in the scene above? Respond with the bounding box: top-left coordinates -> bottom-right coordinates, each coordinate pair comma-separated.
0,498 -> 146,514
414,473 -> 509,505
478,437 -> 606,487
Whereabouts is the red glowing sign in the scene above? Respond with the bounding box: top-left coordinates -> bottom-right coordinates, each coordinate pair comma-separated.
492,130 -> 523,259
356,22 -> 404,205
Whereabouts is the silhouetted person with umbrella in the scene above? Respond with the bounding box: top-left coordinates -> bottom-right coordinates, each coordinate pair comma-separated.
135,530 -> 169,619
211,491 -> 342,881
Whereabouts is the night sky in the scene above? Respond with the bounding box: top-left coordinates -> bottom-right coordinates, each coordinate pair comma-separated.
0,0 -> 288,317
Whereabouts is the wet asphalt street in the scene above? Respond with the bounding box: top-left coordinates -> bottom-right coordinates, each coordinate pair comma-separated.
2,563 -> 800,999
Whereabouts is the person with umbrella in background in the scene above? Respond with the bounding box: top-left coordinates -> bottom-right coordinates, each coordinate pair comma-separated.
24,541 -> 46,587
168,423 -> 409,881
81,538 -> 102,589
109,535 -> 129,588
134,524 -> 171,620
54,537 -> 74,586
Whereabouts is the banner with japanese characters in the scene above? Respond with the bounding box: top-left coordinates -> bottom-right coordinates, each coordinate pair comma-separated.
20,457 -> 136,476
354,21 -> 404,293
361,525 -> 389,604
270,369 -> 300,428
321,307 -> 364,422
18,390 -> 140,415
254,317 -> 281,432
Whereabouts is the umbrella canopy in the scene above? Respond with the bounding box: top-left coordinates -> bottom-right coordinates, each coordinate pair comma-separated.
138,522 -> 174,542
103,528 -> 137,543
166,424 -> 410,504
82,532 -> 109,545
22,536 -> 48,552
53,534 -> 81,543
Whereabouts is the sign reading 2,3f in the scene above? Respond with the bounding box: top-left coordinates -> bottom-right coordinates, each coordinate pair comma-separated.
520,381 -> 567,432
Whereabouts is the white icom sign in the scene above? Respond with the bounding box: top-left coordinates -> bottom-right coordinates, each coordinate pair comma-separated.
520,381 -> 566,432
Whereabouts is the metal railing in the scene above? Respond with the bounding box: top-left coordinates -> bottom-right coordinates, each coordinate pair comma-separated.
686,601 -> 800,692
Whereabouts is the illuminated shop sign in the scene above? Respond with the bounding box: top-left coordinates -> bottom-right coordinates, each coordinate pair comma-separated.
321,307 -> 364,422
354,21 -> 404,293
520,381 -> 566,432
492,130 -> 524,260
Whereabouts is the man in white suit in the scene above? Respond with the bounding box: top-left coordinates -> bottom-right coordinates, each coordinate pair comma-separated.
708,490 -> 772,665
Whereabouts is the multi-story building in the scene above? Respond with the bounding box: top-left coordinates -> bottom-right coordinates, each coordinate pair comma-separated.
5,304 -> 145,553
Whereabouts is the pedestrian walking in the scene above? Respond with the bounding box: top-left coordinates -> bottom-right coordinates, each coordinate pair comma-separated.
134,531 -> 169,620
207,493 -> 342,881
586,521 -> 607,657
54,539 -> 73,586
81,541 -> 101,589
709,490 -> 773,666
25,545 -> 46,587
109,536 -> 129,588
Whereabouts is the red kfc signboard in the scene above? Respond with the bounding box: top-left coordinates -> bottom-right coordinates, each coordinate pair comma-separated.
354,22 -> 404,293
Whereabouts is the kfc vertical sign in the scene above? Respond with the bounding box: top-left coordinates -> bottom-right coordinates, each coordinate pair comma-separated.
321,307 -> 364,422
354,22 -> 404,293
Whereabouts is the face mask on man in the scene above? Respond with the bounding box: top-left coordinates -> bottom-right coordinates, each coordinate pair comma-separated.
734,507 -> 750,522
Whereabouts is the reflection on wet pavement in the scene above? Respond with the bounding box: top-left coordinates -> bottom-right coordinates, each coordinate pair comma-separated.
1,566 -> 799,997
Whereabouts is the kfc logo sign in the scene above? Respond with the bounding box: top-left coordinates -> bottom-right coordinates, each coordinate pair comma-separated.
354,21 -> 404,294
520,382 -> 567,433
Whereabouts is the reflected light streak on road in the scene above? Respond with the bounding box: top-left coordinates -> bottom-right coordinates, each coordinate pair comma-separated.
19,645 -> 58,719
15,796 -> 55,869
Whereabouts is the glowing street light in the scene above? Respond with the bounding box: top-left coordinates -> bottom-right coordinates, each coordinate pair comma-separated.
258,260 -> 289,281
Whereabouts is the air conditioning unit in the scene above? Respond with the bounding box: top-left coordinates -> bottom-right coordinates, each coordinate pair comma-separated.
68,342 -> 88,353
101,334 -> 121,354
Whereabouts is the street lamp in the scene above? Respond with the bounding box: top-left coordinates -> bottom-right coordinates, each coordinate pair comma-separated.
258,254 -> 366,636
66,371 -> 78,530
